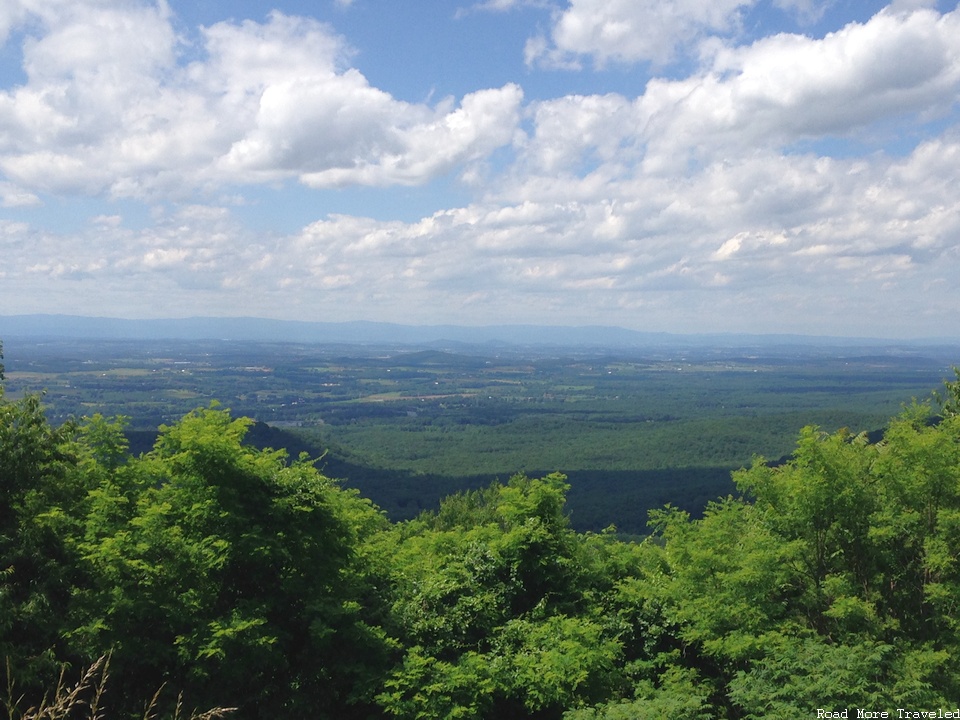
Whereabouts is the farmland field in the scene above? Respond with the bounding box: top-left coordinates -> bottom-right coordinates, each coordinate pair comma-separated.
3,335 -> 957,533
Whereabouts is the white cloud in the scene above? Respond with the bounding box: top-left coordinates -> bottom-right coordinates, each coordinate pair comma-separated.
528,0 -> 760,68
463,0 -> 552,15
2,2 -> 960,336
636,7 -> 960,171
0,0 -> 186,195
772,0 -> 830,25
0,181 -> 39,206
512,7 -> 960,197
282,84 -> 523,188
471,0 -> 524,10
520,93 -> 639,173
91,214 -> 122,227
277,137 -> 959,312
0,6 -> 523,199
4,124 -> 960,333
0,3 -> 26,45
527,0 -> 959,79
888,0 -> 939,11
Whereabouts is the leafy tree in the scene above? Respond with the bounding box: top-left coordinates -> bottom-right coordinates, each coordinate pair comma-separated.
6,357 -> 960,719
934,367 -> 960,418
1,398 -> 392,719
612,398 -> 960,717
562,666 -> 713,720
377,474 -> 631,719
64,404 -> 391,718
1,392 -> 85,694
726,636 -> 938,718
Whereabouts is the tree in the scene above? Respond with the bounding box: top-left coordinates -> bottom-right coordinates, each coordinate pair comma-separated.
935,367 -> 960,418
64,404 -> 391,719
621,399 -> 960,717
378,474 -> 632,719
1,399 -> 392,719
7,359 -> 960,719
1,391 -> 85,695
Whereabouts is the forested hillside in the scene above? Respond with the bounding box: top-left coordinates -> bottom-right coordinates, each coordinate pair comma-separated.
2,342 -> 960,718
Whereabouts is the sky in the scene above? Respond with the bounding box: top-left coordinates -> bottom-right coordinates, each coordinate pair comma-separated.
1,0 -> 959,338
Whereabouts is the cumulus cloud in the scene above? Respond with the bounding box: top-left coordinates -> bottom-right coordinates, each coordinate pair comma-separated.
519,93 -> 639,173
527,0 -> 760,68
3,1 -> 960,336
4,128 -> 959,331
0,4 -> 26,45
520,7 -> 960,174
526,0 -> 956,75
0,181 -> 39,207
199,12 -> 523,188
280,84 -> 523,188
698,8 -> 960,132
0,4 -> 522,199
249,131 -> 959,327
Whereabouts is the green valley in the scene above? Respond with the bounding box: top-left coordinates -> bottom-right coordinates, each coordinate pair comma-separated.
2,336 -> 956,533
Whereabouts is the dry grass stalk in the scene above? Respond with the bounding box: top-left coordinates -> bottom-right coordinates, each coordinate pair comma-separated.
11,654 -> 109,720
4,655 -> 236,720
141,684 -> 236,720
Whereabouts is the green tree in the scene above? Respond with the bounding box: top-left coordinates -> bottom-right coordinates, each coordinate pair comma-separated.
66,405 -> 391,718
1,397 -> 392,719
617,399 -> 960,717
378,473 -> 634,719
7,356 -> 960,719
934,367 -> 960,418
0,392 -> 86,695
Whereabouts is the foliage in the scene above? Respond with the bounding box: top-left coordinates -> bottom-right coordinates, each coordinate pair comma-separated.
628,400 -> 960,716
935,367 -> 960,418
1,397 -> 390,719
376,474 -> 636,719
0,392 -> 84,692
3,347 -> 960,718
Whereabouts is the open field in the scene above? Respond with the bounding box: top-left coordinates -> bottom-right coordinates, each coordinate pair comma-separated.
3,336 -> 958,532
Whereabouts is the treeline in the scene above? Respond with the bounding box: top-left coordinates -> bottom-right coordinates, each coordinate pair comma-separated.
2,355 -> 960,717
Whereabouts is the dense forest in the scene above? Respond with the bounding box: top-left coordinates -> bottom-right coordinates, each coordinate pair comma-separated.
2,340 -> 960,718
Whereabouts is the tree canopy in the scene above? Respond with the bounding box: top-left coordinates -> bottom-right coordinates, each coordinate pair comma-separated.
2,367 -> 960,718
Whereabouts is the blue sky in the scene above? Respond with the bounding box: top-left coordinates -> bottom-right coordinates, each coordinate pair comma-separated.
1,0 -> 959,338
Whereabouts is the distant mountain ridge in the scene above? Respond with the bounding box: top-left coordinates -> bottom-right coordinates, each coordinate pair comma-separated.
0,313 -> 956,349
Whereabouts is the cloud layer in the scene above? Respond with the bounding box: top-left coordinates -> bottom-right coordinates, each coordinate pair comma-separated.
0,6 -> 522,197
2,0 -> 960,337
